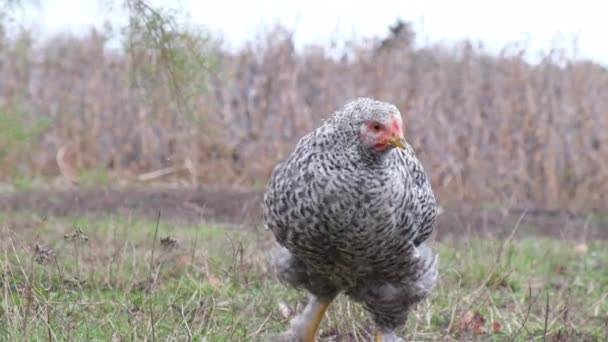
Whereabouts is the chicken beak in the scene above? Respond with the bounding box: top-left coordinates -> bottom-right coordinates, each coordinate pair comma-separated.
386,136 -> 409,150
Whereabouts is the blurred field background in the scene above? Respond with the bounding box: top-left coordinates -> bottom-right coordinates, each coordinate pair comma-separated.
1,4 -> 606,211
1,1 -> 607,341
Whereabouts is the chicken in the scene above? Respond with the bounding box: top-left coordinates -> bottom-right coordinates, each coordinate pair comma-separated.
263,97 -> 439,342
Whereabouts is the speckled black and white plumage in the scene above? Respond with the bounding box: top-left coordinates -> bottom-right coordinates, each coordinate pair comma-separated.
264,97 -> 439,339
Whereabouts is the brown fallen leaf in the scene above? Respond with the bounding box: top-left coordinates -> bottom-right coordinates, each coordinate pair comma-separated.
474,322 -> 487,334
574,243 -> 588,254
278,301 -> 294,319
492,321 -> 502,333
553,265 -> 567,274
459,310 -> 487,334
208,275 -> 222,286
177,255 -> 191,266
459,310 -> 474,329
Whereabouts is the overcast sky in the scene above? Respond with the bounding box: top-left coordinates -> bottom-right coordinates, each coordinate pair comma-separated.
13,0 -> 608,65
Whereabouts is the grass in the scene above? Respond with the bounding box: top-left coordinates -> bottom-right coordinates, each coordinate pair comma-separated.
0,213 -> 606,341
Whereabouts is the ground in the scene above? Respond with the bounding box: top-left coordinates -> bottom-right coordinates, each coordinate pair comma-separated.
0,188 -> 607,341
1,188 -> 607,240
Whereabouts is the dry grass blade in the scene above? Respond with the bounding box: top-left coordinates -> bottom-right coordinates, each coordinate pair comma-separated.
148,211 -> 161,342
510,285 -> 535,342
543,291 -> 550,341
46,304 -> 53,342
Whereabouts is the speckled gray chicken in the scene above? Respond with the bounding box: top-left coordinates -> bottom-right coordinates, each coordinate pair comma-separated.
264,97 -> 439,342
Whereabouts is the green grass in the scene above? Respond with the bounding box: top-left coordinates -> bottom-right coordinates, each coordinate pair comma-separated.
0,214 -> 606,341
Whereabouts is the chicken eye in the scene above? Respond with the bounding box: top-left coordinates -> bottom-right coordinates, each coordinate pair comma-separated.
372,123 -> 382,131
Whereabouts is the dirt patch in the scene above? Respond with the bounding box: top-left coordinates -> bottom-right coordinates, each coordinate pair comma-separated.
0,188 -> 606,240
0,188 -> 262,224
433,205 -> 607,241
